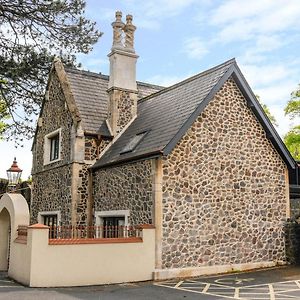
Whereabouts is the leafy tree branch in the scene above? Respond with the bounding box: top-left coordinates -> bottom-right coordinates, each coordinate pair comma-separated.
285,84 -> 300,120
255,95 -> 278,127
0,0 -> 102,141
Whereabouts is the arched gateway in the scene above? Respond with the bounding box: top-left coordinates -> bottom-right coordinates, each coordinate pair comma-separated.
0,193 -> 29,271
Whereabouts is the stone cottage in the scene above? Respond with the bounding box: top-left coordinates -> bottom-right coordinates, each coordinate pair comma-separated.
31,12 -> 296,278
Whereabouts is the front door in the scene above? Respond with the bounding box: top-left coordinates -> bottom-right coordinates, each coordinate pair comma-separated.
103,217 -> 125,238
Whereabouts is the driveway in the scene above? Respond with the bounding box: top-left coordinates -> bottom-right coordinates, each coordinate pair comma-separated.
1,266 -> 300,299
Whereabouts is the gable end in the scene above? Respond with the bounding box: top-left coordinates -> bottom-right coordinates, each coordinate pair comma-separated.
53,59 -> 81,123
163,63 -> 296,169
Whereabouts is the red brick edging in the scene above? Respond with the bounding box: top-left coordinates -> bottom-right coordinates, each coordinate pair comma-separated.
49,237 -> 143,245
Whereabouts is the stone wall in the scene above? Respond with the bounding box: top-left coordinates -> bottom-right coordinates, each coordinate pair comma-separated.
32,71 -> 73,174
108,90 -> 137,135
31,165 -> 72,224
116,91 -> 136,134
75,164 -> 90,225
161,78 -> 287,269
31,70 -> 75,224
285,220 -> 300,264
290,198 -> 300,218
93,160 -> 153,225
19,181 -> 31,210
84,136 -> 111,161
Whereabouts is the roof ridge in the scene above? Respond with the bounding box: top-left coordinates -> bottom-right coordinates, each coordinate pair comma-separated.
65,67 -> 109,79
136,80 -> 165,89
138,58 -> 236,104
65,66 -> 165,91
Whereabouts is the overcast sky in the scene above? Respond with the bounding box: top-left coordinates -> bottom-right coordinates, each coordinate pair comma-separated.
1,0 -> 300,179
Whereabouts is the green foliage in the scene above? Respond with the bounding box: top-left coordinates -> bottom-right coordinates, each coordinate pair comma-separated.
284,84 -> 300,160
285,84 -> 300,119
256,95 -> 278,127
0,178 -> 8,194
261,103 -> 278,127
0,0 -> 102,141
284,125 -> 300,160
0,81 -> 9,138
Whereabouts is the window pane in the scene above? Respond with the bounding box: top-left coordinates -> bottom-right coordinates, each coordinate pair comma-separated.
50,134 -> 59,161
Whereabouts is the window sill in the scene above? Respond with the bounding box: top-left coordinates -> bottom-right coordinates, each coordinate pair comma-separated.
43,158 -> 62,166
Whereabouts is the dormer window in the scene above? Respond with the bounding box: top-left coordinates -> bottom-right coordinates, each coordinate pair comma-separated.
120,131 -> 149,154
44,128 -> 62,165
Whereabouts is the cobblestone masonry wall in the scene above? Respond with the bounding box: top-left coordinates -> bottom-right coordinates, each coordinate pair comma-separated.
108,90 -> 136,135
32,72 -> 73,174
285,221 -> 300,264
85,136 -> 111,161
290,199 -> 300,218
93,160 -> 153,225
161,78 -> 287,269
75,164 -> 90,225
78,137 -> 111,225
31,71 -> 74,223
31,165 -> 72,224
116,91 -> 136,134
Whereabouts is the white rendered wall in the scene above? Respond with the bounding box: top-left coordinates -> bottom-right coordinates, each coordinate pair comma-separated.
10,226 -> 155,287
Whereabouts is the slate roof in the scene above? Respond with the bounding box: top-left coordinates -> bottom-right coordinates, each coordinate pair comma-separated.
92,58 -> 296,170
92,59 -> 235,168
65,68 -> 163,134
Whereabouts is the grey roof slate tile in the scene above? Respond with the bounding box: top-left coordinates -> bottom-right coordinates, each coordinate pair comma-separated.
65,68 -> 163,134
93,59 -> 235,168
98,121 -> 112,137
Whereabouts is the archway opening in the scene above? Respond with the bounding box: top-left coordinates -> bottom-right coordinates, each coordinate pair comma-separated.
0,208 -> 11,271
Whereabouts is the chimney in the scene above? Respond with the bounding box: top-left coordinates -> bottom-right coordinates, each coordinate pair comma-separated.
107,12 -> 139,136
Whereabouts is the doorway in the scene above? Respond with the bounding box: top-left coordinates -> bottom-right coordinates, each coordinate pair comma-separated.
0,208 -> 11,271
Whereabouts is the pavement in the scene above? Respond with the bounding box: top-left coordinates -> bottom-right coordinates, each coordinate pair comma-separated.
1,266 -> 300,299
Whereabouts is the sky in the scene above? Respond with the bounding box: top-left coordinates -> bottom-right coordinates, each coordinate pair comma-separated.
1,0 -> 300,179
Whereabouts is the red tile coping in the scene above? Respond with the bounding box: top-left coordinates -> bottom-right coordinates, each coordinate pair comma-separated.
49,237 -> 143,245
28,223 -> 49,229
136,224 -> 155,229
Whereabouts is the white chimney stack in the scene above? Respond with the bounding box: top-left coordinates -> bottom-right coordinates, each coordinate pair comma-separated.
108,11 -> 138,91
107,12 -> 139,135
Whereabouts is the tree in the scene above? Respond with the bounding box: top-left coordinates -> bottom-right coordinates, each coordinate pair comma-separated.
256,95 -> 278,127
0,0 -> 102,141
284,84 -> 300,160
0,79 -> 9,137
285,84 -> 300,119
0,99 -> 8,137
284,125 -> 300,160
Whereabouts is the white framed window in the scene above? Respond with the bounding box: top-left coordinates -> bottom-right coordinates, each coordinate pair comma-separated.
38,211 -> 61,226
38,211 -> 61,238
44,128 -> 62,165
95,210 -> 130,238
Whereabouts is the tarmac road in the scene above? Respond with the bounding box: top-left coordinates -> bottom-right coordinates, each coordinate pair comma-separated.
1,266 -> 300,300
